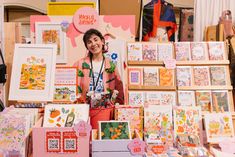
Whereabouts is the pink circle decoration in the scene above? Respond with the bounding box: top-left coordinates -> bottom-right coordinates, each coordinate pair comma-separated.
73,7 -> 99,33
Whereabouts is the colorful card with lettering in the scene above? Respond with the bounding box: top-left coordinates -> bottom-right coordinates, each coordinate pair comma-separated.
143,67 -> 159,86
46,131 -> 61,153
175,42 -> 191,61
211,91 -> 229,112
128,91 -> 145,106
208,42 -> 225,60
55,67 -> 77,85
191,42 -> 208,60
173,106 -> 202,138
128,67 -> 143,86
62,131 -> 78,153
157,43 -> 173,61
210,66 -> 227,86
178,91 -> 195,106
145,92 -> 161,106
127,43 -> 142,61
204,113 -> 234,143
193,66 -> 210,86
142,42 -> 157,61
159,68 -> 174,86
195,91 -> 212,112
176,66 -> 192,86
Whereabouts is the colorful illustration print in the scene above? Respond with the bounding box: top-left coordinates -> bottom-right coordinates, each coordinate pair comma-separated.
191,42 -> 208,60
175,42 -> 191,61
128,68 -> 143,85
128,91 -> 144,106
208,42 -> 225,60
19,56 -> 46,90
211,91 -> 229,112
54,85 -> 76,102
176,66 -> 192,86
158,43 -> 173,61
142,43 -> 157,61
159,68 -> 174,86
193,66 -> 210,86
143,67 -> 159,86
42,30 -> 60,55
127,43 -> 142,61
160,92 -> 176,106
195,91 -> 211,112
210,66 -> 226,86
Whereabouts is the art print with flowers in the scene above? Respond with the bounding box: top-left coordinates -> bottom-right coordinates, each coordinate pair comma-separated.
176,66 -> 192,86
210,66 -> 227,86
127,43 -> 142,61
191,42 -> 208,60
193,66 -> 210,86
128,91 -> 144,106
144,105 -> 173,146
157,43 -> 173,61
204,113 -> 234,143
175,42 -> 191,61
159,68 -> 174,86
142,42 -> 157,61
208,42 -> 226,60
160,92 -> 176,106
173,106 -> 202,138
9,44 -> 57,101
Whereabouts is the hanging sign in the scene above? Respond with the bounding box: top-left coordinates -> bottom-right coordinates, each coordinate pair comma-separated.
127,138 -> 146,155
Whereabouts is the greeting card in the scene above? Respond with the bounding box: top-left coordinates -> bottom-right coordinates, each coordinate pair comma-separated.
208,42 -> 225,60
195,91 -> 212,112
157,43 -> 173,61
144,105 -> 173,146
204,113 -> 234,143
160,92 -> 176,106
176,66 -> 192,86
55,67 -> 77,85
128,67 -> 143,86
128,91 -> 145,106
53,85 -> 77,102
145,92 -> 161,106
43,104 -> 89,127
178,91 -> 195,106
175,42 -> 191,61
210,66 -> 227,86
127,43 -> 142,61
211,91 -> 229,112
143,67 -> 159,86
159,68 -> 174,86
173,106 -> 202,138
191,42 -> 208,60
193,66 -> 210,86
142,42 -> 157,61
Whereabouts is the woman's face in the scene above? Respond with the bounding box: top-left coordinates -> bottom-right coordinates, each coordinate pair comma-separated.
86,34 -> 104,55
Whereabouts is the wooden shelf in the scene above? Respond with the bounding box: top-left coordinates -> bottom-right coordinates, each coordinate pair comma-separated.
128,85 -> 176,91
178,86 -> 233,90
176,60 -> 230,66
127,61 -> 164,66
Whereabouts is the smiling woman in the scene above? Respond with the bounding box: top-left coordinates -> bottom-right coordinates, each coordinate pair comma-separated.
74,29 -> 124,105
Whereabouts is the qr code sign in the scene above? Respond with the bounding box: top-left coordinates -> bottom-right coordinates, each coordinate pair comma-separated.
63,131 -> 78,153
49,139 -> 59,150
46,131 -> 61,153
65,139 -> 76,150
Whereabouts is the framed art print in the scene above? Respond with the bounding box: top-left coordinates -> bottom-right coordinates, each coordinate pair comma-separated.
35,22 -> 67,63
55,67 -> 77,85
128,67 -> 143,86
9,44 -> 57,101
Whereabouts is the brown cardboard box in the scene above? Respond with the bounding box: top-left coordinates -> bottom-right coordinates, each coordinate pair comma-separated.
100,0 -> 141,38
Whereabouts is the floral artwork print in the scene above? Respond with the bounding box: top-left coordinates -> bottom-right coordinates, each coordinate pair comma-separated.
42,30 -> 60,55
208,42 -> 225,60
127,43 -> 142,61
19,56 -> 46,90
193,66 -> 210,86
142,43 -> 157,61
128,91 -> 144,106
159,68 -> 174,86
210,66 -> 226,86
175,42 -> 191,61
158,43 -> 173,61
191,42 -> 208,60
176,66 -> 192,86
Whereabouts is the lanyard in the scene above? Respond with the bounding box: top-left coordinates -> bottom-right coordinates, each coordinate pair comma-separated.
90,56 -> 105,91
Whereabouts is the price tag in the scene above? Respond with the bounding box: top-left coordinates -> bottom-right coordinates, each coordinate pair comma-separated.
164,59 -> 176,69
73,120 -> 91,138
128,138 -> 146,155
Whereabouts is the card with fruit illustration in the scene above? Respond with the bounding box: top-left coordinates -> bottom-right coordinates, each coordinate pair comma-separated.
175,42 -> 191,61
173,106 -> 202,139
142,42 -> 158,61
208,42 -> 226,60
176,66 -> 192,86
127,42 -> 142,61
193,66 -> 210,86
43,104 -> 89,127
159,68 -> 174,86
204,113 -> 234,143
191,42 -> 208,60
157,43 -> 173,61
195,91 -> 212,112
99,121 -> 131,140
143,67 -> 159,86
144,105 -> 173,145
210,66 -> 227,86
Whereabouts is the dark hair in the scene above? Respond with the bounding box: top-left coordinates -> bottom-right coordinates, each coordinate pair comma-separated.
83,28 -> 105,49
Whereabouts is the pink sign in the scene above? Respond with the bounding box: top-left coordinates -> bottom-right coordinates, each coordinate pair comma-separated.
73,7 -> 99,33
128,138 -> 146,155
164,59 -> 176,69
73,121 -> 91,138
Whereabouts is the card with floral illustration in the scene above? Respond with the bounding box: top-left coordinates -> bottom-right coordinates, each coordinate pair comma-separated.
142,42 -> 157,61
144,105 -> 173,145
191,42 -> 208,60
173,106 -> 202,138
127,43 -> 142,61
175,42 -> 191,61
176,66 -> 192,86
159,68 -> 174,86
178,91 -> 195,106
211,91 -> 229,112
115,106 -> 143,139
128,91 -> 145,106
204,113 -> 234,143
99,121 -> 131,140
195,91 -> 212,112
145,92 -> 161,106
208,42 -> 226,60
210,66 -> 227,86
43,104 -> 89,127
157,43 -> 173,61
160,92 -> 176,106
128,67 -> 143,86
193,66 -> 210,86
143,67 -> 159,86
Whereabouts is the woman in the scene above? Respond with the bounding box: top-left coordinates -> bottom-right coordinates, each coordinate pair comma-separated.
74,29 -> 124,105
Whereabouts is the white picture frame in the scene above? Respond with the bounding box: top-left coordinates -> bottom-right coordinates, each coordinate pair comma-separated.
9,44 -> 57,101
35,22 -> 67,63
